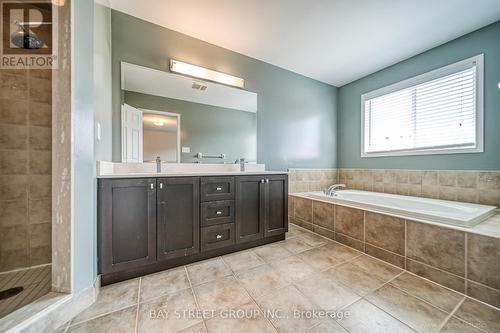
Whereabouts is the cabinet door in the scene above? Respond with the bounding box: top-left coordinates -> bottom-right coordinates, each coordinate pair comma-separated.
157,177 -> 200,260
235,176 -> 265,243
264,175 -> 288,237
98,178 -> 156,274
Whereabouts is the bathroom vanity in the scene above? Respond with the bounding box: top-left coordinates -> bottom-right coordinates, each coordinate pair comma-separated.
97,171 -> 288,285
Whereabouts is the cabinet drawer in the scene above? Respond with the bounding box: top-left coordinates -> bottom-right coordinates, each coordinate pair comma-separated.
201,200 -> 235,226
201,177 -> 235,202
201,223 -> 235,251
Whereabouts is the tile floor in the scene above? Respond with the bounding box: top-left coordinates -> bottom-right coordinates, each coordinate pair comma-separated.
0,264 -> 51,318
54,225 -> 500,333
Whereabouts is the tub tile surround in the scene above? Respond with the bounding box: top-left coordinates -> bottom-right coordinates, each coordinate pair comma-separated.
337,168 -> 500,207
287,168 -> 337,193
53,225 -> 500,333
289,194 -> 500,309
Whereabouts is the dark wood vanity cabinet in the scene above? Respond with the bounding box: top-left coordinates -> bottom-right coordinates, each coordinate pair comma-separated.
98,178 -> 157,274
98,173 -> 287,285
157,177 -> 200,260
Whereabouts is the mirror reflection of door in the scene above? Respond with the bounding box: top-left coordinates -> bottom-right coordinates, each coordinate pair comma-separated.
142,111 -> 180,163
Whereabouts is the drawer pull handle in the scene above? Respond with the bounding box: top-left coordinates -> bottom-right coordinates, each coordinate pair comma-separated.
216,211 -> 222,215
216,234 -> 222,239
216,187 -> 222,191
150,183 -> 154,189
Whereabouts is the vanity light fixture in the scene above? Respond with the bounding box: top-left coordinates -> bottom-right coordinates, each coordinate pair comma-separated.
170,59 -> 244,88
153,121 -> 164,127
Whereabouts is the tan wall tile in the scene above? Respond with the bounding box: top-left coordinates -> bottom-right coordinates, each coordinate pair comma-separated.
478,189 -> 500,207
29,245 -> 51,266
29,150 -> 51,174
0,175 -> 28,200
365,244 -> 405,269
29,126 -> 51,151
478,172 -> 500,190
422,171 -> 438,186
408,171 -> 423,185
365,212 -> 404,255
288,196 -> 294,217
0,150 -> 27,175
29,175 -> 51,199
335,232 -> 364,251
456,172 -> 477,188
438,171 -> 457,187
1,225 -> 28,251
466,281 -> 500,309
0,72 -> 27,100
29,77 -> 52,104
467,234 -> 500,290
407,221 -> 465,276
312,225 -> 334,240
0,248 -> 28,271
294,197 -> 312,222
335,206 -> 364,241
29,199 -> 51,224
313,201 -> 334,230
293,217 -> 312,231
29,101 -> 52,127
0,124 -> 27,150
29,223 -> 52,248
0,99 -> 28,125
0,199 -> 27,227
406,259 -> 465,293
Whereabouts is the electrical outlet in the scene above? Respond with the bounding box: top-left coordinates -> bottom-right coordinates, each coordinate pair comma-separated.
182,146 -> 191,153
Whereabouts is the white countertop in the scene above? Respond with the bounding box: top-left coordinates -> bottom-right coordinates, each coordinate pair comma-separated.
97,170 -> 287,178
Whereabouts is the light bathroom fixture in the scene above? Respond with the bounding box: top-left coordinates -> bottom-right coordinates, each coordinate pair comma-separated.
170,59 -> 244,88
153,120 -> 164,127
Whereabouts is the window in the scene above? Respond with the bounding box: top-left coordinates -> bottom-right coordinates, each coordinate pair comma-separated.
361,54 -> 483,157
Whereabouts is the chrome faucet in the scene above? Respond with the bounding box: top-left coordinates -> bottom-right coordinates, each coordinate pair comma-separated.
324,184 -> 346,196
237,158 -> 245,172
156,156 -> 161,173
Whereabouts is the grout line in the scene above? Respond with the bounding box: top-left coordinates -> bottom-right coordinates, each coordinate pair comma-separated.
184,265 -> 209,333
436,297 -> 467,332
134,277 -> 142,333
464,232 -> 468,296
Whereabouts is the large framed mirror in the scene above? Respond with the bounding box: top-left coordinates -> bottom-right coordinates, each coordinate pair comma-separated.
120,62 -> 258,164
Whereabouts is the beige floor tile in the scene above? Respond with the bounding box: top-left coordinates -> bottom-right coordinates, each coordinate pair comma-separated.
279,237 -> 313,254
137,288 -> 201,333
349,255 -> 402,281
177,322 -> 207,333
389,272 -> 464,312
253,242 -> 293,261
321,242 -> 362,261
454,298 -> 500,333
222,250 -> 265,273
299,233 -> 330,247
294,272 -> 360,311
440,317 -> 484,333
269,255 -> 316,283
235,264 -> 289,298
296,246 -> 344,271
323,263 -> 387,296
67,306 -> 137,333
289,223 -> 308,235
140,267 -> 191,302
338,299 -> 416,333
186,258 -> 232,286
193,276 -> 252,315
365,284 -> 448,332
72,278 -> 139,324
256,285 -> 322,332
204,302 -> 276,333
307,321 -> 347,332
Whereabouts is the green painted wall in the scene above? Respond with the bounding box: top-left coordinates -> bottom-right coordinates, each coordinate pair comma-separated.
338,21 -> 500,170
124,91 -> 257,163
111,10 -> 338,171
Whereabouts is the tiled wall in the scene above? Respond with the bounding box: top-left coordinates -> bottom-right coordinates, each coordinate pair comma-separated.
289,195 -> 500,309
0,69 -> 52,272
338,168 -> 500,207
287,168 -> 337,193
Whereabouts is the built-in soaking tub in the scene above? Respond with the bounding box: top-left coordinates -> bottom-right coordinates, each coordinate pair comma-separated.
300,190 -> 497,227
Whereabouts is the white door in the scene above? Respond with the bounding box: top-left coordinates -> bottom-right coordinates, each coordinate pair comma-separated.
121,104 -> 143,163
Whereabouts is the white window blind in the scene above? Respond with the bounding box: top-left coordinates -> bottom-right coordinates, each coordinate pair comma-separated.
362,54 -> 483,157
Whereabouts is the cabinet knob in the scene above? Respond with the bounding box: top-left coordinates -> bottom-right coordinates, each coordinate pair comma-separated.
265,179 -> 269,183
159,183 -> 163,189
216,234 -> 222,239
216,211 -> 222,215
150,183 -> 154,189
216,187 -> 222,191
260,179 -> 265,183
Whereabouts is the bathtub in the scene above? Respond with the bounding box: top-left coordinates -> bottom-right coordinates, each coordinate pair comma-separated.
298,190 -> 497,228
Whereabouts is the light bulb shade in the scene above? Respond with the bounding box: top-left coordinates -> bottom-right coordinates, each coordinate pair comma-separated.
170,59 -> 244,88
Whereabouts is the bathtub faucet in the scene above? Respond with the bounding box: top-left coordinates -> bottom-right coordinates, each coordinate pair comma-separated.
324,184 -> 346,196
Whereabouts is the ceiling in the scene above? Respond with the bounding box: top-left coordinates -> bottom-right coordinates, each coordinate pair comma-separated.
108,0 -> 500,87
